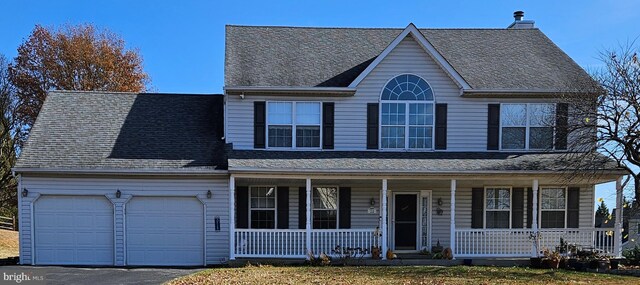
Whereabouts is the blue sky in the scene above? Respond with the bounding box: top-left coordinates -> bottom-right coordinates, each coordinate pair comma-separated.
1,0 -> 638,210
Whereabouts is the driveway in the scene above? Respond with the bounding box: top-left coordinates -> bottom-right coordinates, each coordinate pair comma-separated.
0,266 -> 201,285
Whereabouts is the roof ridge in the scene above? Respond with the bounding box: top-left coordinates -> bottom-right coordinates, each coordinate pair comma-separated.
226,24 -> 530,31
49,90 -> 223,96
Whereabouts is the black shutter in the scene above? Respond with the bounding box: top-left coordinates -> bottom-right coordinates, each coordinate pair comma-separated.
567,187 -> 580,228
487,104 -> 500,150
555,103 -> 569,150
298,187 -> 306,229
339,187 -> 351,229
236,186 -> 249,228
435,103 -> 448,150
471,188 -> 484,228
527,188 -> 533,228
512,188 -> 524,228
254,101 -> 266,148
367,103 -> 379,149
322,102 -> 335,149
277,187 -> 289,229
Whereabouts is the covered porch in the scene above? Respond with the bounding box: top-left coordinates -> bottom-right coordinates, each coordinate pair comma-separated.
228,174 -> 624,260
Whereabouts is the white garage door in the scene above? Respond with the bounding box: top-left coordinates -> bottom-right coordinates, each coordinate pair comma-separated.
34,196 -> 114,265
126,197 -> 204,266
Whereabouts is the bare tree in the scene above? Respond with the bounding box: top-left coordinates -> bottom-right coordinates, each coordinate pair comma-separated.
0,54 -> 18,217
562,43 -> 639,207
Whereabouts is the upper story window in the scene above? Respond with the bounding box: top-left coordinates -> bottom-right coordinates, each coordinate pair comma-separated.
501,103 -> 555,150
380,74 -> 434,150
267,102 -> 321,149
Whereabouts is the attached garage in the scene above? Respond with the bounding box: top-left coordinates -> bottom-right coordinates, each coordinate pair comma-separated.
126,196 -> 204,266
34,196 -> 114,265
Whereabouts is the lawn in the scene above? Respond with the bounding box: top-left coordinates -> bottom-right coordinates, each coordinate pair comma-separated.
167,265 -> 638,285
0,229 -> 19,258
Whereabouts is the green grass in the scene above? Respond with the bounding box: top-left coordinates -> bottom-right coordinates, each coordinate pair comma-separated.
167,265 -> 637,285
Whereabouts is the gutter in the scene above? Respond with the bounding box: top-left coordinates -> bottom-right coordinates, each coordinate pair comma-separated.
228,167 -> 627,177
224,86 -> 356,97
12,167 -> 229,176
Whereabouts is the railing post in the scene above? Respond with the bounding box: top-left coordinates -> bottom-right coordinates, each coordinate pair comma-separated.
450,179 -> 456,259
532,179 -> 539,257
381,179 -> 388,260
306,178 -> 312,260
229,175 -> 236,260
12,215 -> 16,231
614,176 -> 624,258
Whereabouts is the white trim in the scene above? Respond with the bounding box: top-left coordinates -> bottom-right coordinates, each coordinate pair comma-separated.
311,185 -> 340,230
483,186 -> 512,229
224,86 -> 356,96
499,103 -> 556,151
305,178 -> 312,259
378,74 -> 436,151
16,174 -> 22,264
348,23 -> 471,90
12,167 -> 228,176
229,175 -> 236,260
390,191 -> 421,251
449,179 -> 456,258
419,190 -> 433,251
538,186 -> 568,229
248,185 -> 278,229
381,179 -> 388,260
265,101 -> 322,150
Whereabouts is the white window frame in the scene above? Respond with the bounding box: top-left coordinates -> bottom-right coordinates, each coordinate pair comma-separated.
312,186 -> 339,229
249,185 -> 278,229
539,186 -> 568,229
483,186 -> 513,229
499,103 -> 556,151
265,101 -> 322,150
379,74 -> 435,151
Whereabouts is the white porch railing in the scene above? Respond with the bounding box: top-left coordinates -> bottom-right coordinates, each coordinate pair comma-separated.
235,229 -> 307,258
310,229 -> 377,257
454,228 -> 616,257
234,229 -> 377,258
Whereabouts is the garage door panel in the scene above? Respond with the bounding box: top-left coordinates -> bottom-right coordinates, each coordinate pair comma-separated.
34,196 -> 114,265
126,197 -> 204,266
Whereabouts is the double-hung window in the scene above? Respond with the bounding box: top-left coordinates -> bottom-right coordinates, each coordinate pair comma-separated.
380,74 -> 434,150
540,187 -> 566,228
267,102 -> 321,148
485,187 -> 511,228
312,187 -> 338,229
501,103 -> 555,150
250,186 -> 276,229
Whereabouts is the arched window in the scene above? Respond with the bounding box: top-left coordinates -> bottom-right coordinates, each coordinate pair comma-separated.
380,74 -> 434,149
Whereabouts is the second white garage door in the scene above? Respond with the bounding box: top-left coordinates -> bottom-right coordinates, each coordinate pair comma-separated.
126,197 -> 204,266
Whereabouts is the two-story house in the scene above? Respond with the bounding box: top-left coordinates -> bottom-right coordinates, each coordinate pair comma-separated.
14,12 -> 627,266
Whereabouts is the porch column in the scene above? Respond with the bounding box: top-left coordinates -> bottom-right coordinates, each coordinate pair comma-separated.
229,175 -> 236,260
531,179 -> 539,257
614,176 -> 624,258
306,178 -> 312,260
450,179 -> 456,259
381,179 -> 388,260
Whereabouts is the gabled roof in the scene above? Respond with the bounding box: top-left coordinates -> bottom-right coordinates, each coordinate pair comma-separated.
15,91 -> 227,172
225,25 -> 596,92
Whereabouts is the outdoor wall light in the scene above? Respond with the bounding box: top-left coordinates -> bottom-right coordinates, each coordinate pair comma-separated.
207,190 -> 212,199
436,207 -> 444,216
22,188 -> 28,197
370,198 -> 375,206
116,189 -> 121,198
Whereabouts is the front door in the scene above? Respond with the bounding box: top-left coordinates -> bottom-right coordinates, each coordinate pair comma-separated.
393,194 -> 418,250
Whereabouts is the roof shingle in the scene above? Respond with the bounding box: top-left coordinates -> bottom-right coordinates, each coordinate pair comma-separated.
16,91 -> 227,171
